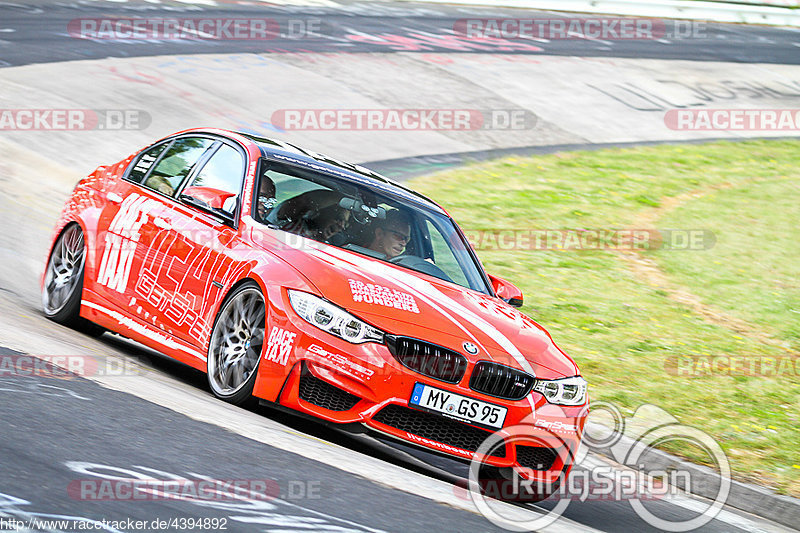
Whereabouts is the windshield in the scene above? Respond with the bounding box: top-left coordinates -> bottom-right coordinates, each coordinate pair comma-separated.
253,159 -> 490,294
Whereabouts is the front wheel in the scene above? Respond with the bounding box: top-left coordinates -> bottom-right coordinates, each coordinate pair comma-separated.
207,282 -> 266,405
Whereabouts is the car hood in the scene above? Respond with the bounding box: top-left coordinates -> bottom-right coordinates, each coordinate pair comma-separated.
252,229 -> 579,379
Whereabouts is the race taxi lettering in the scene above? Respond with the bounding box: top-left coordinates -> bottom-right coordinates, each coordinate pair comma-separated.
347,279 -> 420,313
97,194 -> 157,293
134,269 -> 206,338
264,327 -> 297,365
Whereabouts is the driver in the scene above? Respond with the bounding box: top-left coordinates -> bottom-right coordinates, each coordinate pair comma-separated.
367,209 -> 411,259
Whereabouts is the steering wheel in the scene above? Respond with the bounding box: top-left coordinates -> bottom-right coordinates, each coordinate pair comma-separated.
339,197 -> 384,225
350,208 -> 371,225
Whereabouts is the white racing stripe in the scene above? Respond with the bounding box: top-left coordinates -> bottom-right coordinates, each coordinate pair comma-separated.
307,245 -> 538,409
306,246 -> 486,346
318,245 -> 533,368
82,300 -> 207,361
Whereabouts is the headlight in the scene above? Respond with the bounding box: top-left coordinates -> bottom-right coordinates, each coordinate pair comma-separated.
288,290 -> 384,344
532,376 -> 587,406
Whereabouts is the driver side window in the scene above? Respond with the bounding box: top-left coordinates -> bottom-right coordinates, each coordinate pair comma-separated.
425,219 -> 469,287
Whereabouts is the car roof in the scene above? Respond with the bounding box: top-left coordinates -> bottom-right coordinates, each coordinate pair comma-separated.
236,131 -> 447,215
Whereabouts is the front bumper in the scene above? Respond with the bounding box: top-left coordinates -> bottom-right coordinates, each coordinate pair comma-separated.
272,344 -> 585,483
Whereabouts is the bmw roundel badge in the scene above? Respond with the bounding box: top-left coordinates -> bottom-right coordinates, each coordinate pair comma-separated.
463,342 -> 479,355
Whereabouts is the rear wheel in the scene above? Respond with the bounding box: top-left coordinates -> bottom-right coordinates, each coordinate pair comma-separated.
42,224 -> 102,335
207,282 -> 266,405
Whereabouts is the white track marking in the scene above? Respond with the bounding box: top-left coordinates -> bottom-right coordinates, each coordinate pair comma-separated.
93,373 -> 601,532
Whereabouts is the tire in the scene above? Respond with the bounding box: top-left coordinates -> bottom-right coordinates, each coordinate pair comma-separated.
42,224 -> 104,336
207,282 -> 266,405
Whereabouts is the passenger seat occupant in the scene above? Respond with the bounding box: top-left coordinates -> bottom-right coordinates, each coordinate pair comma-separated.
277,189 -> 351,241
367,209 -> 412,259
145,175 -> 174,196
255,174 -> 277,220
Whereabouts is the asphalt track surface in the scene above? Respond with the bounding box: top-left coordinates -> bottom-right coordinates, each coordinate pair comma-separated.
2,0 -> 800,67
0,1 -> 798,532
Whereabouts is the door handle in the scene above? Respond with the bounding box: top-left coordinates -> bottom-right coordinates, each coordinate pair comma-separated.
106,192 -> 123,204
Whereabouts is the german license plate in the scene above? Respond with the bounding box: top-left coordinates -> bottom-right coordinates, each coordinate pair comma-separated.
409,383 -> 507,430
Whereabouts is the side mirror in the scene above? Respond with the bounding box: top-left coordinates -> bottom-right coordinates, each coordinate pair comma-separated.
489,274 -> 524,308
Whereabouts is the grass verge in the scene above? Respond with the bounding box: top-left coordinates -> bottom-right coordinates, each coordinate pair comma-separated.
409,139 -> 800,496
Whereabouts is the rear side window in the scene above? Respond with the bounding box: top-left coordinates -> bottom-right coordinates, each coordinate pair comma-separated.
143,138 -> 214,197
128,142 -> 169,184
